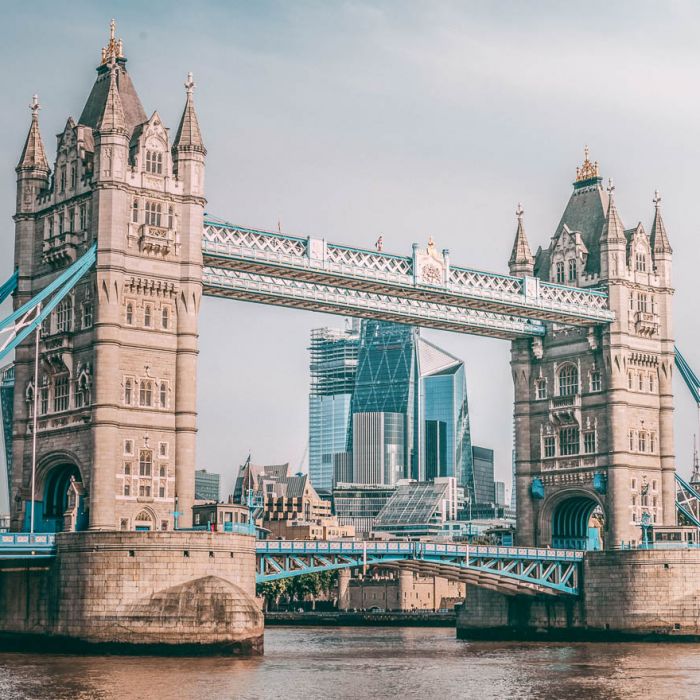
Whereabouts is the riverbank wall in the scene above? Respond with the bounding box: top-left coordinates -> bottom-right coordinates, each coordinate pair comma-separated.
457,549 -> 700,641
266,611 -> 456,626
0,531 -> 263,654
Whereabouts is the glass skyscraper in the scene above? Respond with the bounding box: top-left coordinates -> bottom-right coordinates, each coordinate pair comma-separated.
308,322 -> 360,493
347,321 -> 474,491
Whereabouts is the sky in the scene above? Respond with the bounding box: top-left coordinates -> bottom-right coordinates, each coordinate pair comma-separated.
0,1 -> 698,495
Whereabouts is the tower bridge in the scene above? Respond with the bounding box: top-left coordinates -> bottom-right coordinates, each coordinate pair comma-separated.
1,22 -> 700,651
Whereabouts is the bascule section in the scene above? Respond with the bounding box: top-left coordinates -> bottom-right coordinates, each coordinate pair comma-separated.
10,23 -> 205,533
510,150 -> 676,549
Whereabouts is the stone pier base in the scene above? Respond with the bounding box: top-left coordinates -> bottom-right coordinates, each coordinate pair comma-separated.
0,531 -> 264,654
457,549 -> 700,641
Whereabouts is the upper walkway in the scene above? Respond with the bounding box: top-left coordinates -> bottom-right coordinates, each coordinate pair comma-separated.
202,218 -> 615,339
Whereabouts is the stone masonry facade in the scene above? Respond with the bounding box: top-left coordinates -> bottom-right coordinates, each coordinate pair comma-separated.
509,151 -> 675,547
11,23 -> 205,531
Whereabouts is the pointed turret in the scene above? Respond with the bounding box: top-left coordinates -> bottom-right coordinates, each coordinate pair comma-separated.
16,95 -> 49,173
600,179 -> 626,244
509,203 -> 534,276
690,437 -> 700,489
173,73 -> 206,155
650,190 -> 672,255
97,62 -> 127,134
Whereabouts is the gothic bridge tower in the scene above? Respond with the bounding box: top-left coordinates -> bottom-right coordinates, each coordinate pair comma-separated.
510,150 -> 675,548
10,22 -> 206,531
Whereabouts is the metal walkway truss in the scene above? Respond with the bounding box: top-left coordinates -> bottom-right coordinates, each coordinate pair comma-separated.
256,540 -> 583,596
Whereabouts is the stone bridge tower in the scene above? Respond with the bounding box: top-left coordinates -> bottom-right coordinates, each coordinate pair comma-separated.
510,150 -> 675,548
10,23 -> 205,531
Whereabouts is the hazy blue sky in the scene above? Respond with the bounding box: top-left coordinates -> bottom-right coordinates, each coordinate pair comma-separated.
1,1 -> 698,494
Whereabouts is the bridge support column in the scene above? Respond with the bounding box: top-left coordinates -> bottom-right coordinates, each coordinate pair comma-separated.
337,569 -> 350,611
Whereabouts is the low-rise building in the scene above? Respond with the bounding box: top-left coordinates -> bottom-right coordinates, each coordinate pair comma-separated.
338,568 -> 465,612
373,477 -> 459,539
266,518 -> 355,540
192,501 -> 250,531
332,482 -> 396,538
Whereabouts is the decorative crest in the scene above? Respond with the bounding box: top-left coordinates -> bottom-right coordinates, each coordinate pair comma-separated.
101,18 -> 124,65
185,72 -> 196,95
575,145 -> 600,182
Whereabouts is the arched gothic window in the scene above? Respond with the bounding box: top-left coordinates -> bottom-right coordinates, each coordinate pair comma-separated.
567,259 -> 577,282
635,252 -> 647,272
139,380 -> 153,407
557,364 -> 578,396
56,297 -> 73,333
124,378 -> 133,405
535,379 -> 547,400
145,201 -> 162,227
132,198 -> 139,223
159,381 -> 168,408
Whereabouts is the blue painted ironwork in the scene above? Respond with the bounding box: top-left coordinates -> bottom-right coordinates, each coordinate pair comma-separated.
530,477 -> 545,499
675,347 -> 700,404
0,270 -> 18,306
202,217 -> 615,334
0,244 -> 96,364
0,532 -> 56,558
675,473 -> 700,528
255,540 -> 583,596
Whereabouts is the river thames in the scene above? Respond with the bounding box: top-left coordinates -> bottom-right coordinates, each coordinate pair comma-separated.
1,627 -> 699,699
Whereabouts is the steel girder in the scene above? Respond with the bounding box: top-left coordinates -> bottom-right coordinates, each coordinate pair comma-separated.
202,219 -> 614,327
255,541 -> 583,596
202,268 -> 545,340
676,474 -> 700,527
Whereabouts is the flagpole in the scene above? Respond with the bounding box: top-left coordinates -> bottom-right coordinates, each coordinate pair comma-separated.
30,305 -> 41,536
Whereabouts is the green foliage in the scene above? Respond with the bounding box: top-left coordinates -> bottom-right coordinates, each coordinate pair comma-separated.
256,570 -> 340,605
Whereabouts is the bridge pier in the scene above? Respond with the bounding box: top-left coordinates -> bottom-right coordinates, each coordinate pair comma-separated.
457,549 -> 700,640
0,531 -> 263,654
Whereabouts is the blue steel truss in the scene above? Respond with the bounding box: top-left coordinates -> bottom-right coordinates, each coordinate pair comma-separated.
255,540 -> 583,596
676,474 -> 700,528
0,270 -> 18,306
0,244 -> 96,365
202,217 -> 615,337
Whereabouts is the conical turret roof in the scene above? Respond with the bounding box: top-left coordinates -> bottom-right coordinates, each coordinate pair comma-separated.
509,204 -> 534,268
96,64 -> 127,134
17,95 -> 49,172
173,73 -> 206,153
600,180 -> 626,244
650,190 -> 672,255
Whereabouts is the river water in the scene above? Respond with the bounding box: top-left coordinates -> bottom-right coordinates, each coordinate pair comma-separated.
0,627 -> 698,699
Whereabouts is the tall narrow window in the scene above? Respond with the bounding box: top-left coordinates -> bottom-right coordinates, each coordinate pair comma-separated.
535,379 -> 547,400
650,433 -> 656,452
649,374 -> 655,392
70,164 -> 77,190
639,432 -> 647,452
74,375 -> 89,408
144,305 -> 152,327
543,436 -> 556,458
59,165 -> 66,193
629,430 -> 636,451
125,378 -> 132,405
159,381 -> 167,408
139,380 -> 153,407
40,381 -> 49,416
54,375 -> 69,412
126,303 -> 133,325
168,206 -> 174,229
162,307 -> 169,329
584,431 -> 596,454
568,258 -> 577,282
559,427 -> 580,456
124,483 -> 130,497
555,261 -> 565,284
139,450 -> 152,477
56,297 -> 73,333
58,212 -> 65,235
132,198 -> 139,224
628,372 -> 634,390
145,150 -> 163,175
590,371 -> 602,392
638,374 -> 644,391
82,302 -> 93,329
68,207 -> 76,232
79,204 -> 87,231
635,253 -> 647,272
558,365 -> 579,396
145,201 -> 162,226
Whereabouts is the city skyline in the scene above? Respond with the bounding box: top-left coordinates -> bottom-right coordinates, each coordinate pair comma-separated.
0,3 -> 698,495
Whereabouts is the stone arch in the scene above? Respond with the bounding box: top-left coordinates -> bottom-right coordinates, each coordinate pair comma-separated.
34,452 -> 87,532
538,487 -> 606,550
134,507 -> 156,531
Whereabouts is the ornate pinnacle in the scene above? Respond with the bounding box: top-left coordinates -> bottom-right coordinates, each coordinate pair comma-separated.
101,18 -> 124,65
516,202 -> 524,220
185,71 -> 196,96
29,94 -> 40,118
575,145 -> 600,183
607,177 -> 615,197
653,189 -> 662,208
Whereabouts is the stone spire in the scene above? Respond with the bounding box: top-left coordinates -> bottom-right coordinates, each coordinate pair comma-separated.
173,73 -> 206,154
16,95 -> 49,172
509,203 -> 534,275
97,62 -> 127,134
650,190 -> 673,255
100,18 -> 124,65
600,178 -> 626,243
